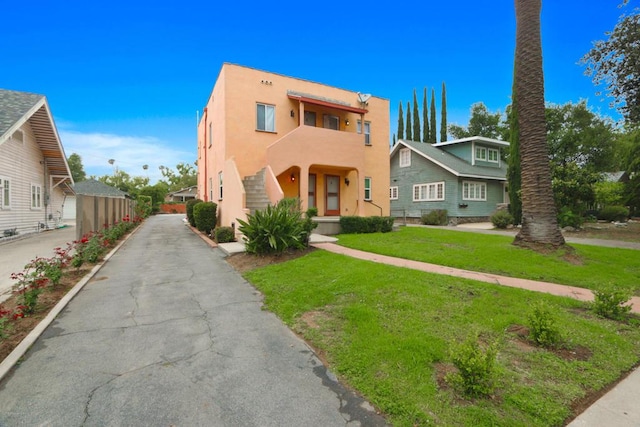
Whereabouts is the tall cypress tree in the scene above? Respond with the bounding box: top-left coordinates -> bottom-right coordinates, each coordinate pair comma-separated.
430,88 -> 437,143
397,102 -> 404,140
405,101 -> 413,141
392,133 -> 396,146
423,87 -> 429,142
440,82 -> 448,142
412,89 -> 421,142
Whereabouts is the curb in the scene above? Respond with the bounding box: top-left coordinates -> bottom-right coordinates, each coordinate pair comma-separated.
0,226 -> 140,382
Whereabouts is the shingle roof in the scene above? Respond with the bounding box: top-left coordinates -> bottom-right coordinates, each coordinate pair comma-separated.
0,89 -> 45,138
72,179 -> 128,197
393,139 -> 507,180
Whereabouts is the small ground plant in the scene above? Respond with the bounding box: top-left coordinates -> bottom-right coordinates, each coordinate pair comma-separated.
421,209 -> 448,226
446,333 -> 499,398
490,210 -> 514,229
527,301 -> 563,348
215,226 -> 235,243
592,286 -> 632,321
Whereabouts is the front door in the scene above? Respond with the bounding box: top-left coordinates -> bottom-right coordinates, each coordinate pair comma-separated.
308,174 -> 316,208
325,175 -> 340,215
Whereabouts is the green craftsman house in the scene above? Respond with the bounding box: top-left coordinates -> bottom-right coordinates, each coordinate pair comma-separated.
390,136 -> 509,224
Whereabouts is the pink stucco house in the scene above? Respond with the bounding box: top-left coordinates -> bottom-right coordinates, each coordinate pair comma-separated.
197,63 -> 390,232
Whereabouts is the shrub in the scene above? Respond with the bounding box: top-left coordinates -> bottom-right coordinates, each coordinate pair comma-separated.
135,195 -> 153,219
490,210 -> 514,229
237,198 -> 307,255
557,207 -> 583,229
592,286 -> 632,321
302,207 -> 319,244
421,209 -> 448,226
598,205 -> 629,222
339,216 -> 395,234
193,202 -> 218,235
215,226 -> 236,243
527,301 -> 562,348
446,333 -> 499,398
186,199 -> 203,227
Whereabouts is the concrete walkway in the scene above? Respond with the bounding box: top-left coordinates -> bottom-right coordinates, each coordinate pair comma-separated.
0,215 -> 386,426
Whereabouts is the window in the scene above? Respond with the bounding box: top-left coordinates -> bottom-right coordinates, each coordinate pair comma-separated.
358,120 -> 371,145
413,182 -> 445,201
399,148 -> 411,167
488,148 -> 499,163
208,123 -> 213,147
389,186 -> 398,200
476,146 -> 487,161
256,103 -> 275,132
0,177 -> 10,209
323,114 -> 339,130
31,184 -> 42,209
364,177 -> 372,201
218,171 -> 223,200
462,181 -> 487,201
209,177 -> 213,202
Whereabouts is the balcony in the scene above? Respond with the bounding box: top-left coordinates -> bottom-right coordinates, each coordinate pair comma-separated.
266,125 -> 366,176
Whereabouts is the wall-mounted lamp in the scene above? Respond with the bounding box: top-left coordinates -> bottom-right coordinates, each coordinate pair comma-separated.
290,110 -> 295,117
344,177 -> 350,186
345,118 -> 350,126
290,173 -> 296,182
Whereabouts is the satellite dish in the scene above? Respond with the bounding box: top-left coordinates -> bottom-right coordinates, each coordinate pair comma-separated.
357,92 -> 371,104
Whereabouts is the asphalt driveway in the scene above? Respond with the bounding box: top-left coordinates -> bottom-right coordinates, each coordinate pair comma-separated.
0,215 -> 386,426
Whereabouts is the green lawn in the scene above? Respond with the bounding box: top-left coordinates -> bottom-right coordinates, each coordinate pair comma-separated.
335,227 -> 640,294
245,250 -> 640,426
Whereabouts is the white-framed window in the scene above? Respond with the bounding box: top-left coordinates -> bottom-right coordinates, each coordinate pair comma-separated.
413,182 -> 445,201
476,146 -> 487,161
209,122 -> 213,147
0,177 -> 11,209
389,186 -> 399,200
399,148 -> 411,167
31,184 -> 42,209
488,148 -> 499,163
462,181 -> 487,201
256,103 -> 275,132
364,177 -> 372,201
209,177 -> 213,202
358,120 -> 371,145
218,171 -> 223,200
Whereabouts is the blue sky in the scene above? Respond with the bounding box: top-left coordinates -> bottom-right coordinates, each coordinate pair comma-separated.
2,1 -> 627,183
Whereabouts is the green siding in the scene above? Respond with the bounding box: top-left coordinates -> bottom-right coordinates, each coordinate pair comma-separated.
440,144 -> 470,162
390,145 -> 505,219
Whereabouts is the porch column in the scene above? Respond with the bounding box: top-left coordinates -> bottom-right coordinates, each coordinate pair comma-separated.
357,168 -> 365,216
299,102 -> 305,127
299,165 -> 309,211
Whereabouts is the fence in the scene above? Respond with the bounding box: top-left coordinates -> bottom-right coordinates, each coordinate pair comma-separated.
75,195 -> 135,240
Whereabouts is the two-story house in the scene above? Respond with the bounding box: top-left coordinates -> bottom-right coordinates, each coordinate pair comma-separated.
0,89 -> 74,237
390,136 -> 509,224
197,63 -> 390,232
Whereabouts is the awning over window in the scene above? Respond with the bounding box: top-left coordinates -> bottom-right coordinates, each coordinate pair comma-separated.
287,90 -> 368,114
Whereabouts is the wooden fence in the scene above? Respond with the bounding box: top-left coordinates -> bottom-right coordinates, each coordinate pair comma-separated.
75,195 -> 135,240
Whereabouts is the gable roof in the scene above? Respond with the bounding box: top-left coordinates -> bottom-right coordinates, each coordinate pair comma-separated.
72,179 -> 128,198
0,89 -> 74,194
390,139 -> 507,181
432,135 -> 509,149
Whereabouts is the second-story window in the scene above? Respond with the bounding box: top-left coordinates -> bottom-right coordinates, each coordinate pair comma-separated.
399,148 -> 411,167
358,120 -> 371,145
476,146 -> 487,161
257,103 -> 275,132
488,148 -> 499,163
364,177 -> 372,201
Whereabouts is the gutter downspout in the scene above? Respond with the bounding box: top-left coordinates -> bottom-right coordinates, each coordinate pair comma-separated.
203,107 -> 208,202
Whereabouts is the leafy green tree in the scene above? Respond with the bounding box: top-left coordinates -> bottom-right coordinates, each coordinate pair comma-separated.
440,82 -> 448,142
97,170 -> 149,196
581,7 -> 640,125
430,88 -> 437,143
448,103 -> 506,139
67,153 -> 86,182
513,0 -> 565,248
423,87 -> 429,142
139,182 -> 169,212
617,129 -> 640,215
405,101 -> 413,141
412,89 -> 421,142
397,102 -> 404,140
158,162 -> 197,192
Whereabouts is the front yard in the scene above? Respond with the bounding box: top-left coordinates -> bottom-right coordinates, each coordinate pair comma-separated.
233,227 -> 640,426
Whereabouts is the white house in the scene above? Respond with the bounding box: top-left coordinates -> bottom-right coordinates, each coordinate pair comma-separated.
0,89 -> 74,238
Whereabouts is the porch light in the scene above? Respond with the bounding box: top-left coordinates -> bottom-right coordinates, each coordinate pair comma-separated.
290,173 -> 296,182
344,177 -> 350,186
345,118 -> 350,126
290,110 -> 295,117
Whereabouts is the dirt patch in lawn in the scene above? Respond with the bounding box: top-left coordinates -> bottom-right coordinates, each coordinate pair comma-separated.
225,247 -> 316,273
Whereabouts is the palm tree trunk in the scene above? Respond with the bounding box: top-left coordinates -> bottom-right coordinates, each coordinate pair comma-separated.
513,0 -> 565,248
